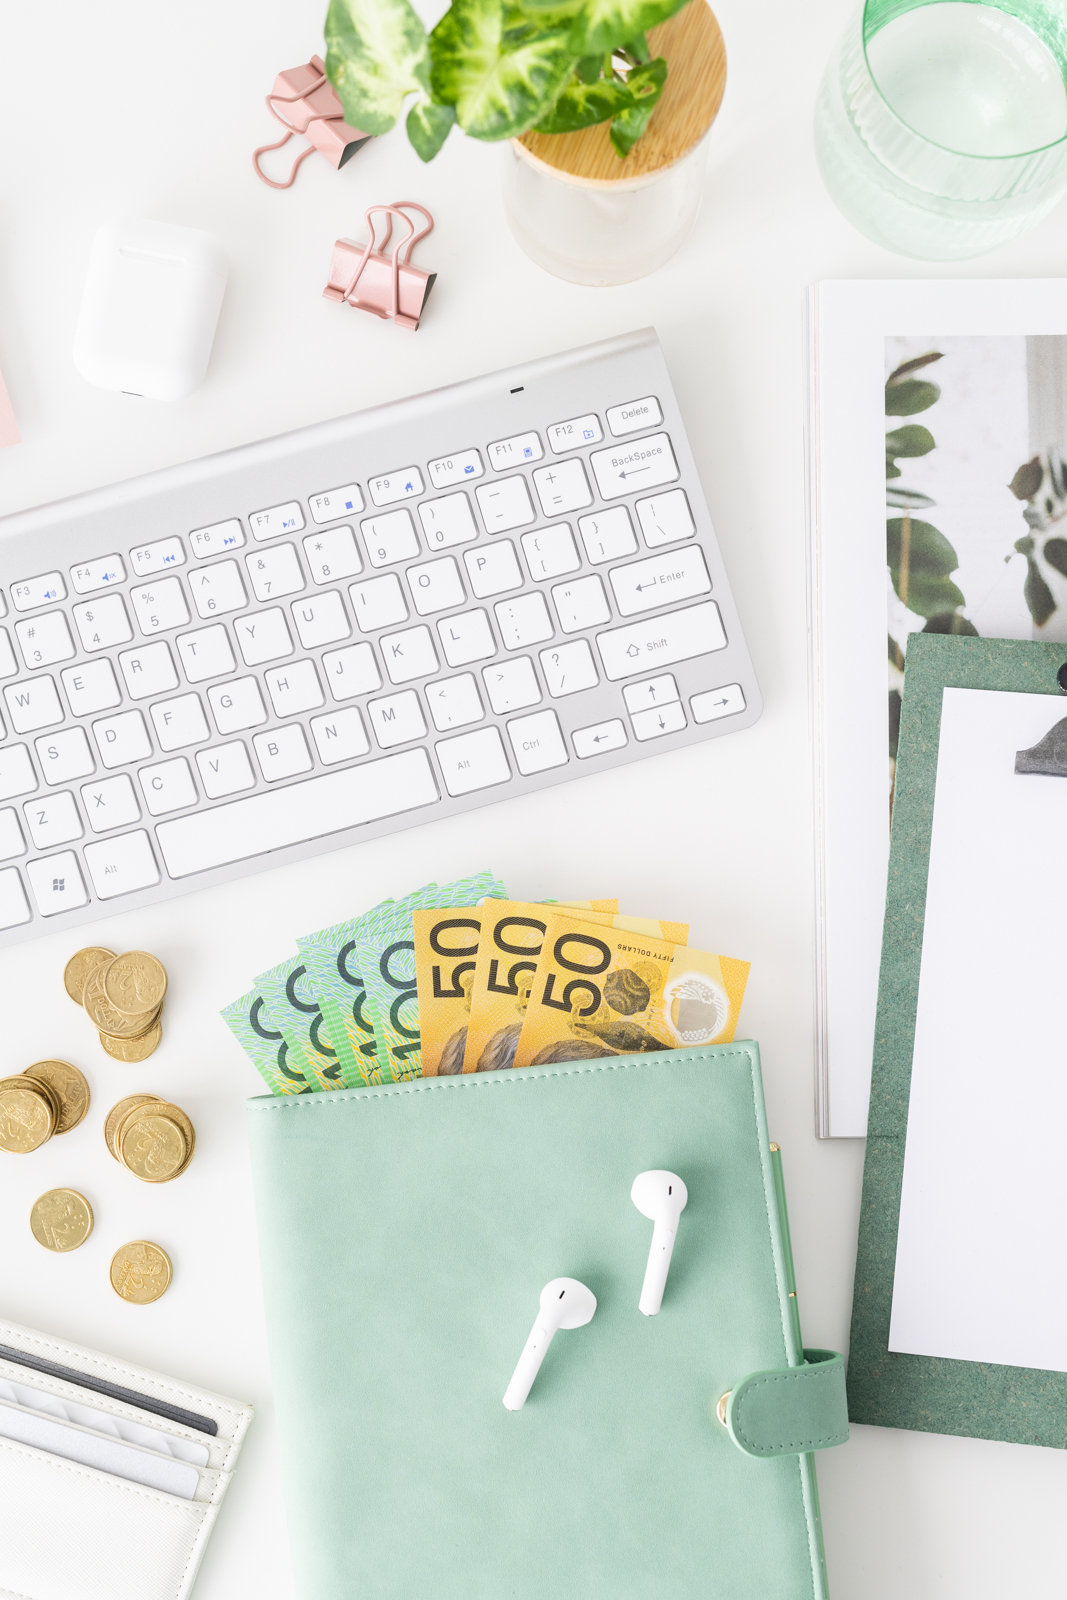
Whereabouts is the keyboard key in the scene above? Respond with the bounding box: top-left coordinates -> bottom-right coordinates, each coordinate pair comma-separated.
465,542 -> 522,600
590,432 -> 680,500
84,830 -> 160,898
551,575 -> 610,633
428,449 -> 483,489
25,851 -> 88,915
140,757 -> 198,816
426,674 -> 483,732
0,631 -> 16,678
522,524 -> 580,581
196,742 -> 256,799
0,866 -> 30,926
495,593 -> 553,650
596,601 -> 727,681
23,791 -> 82,849
607,396 -> 663,436
533,459 -> 593,519
265,659 -> 324,717
151,694 -> 210,751
310,707 -> 370,765
250,501 -> 305,540
119,641 -> 179,700
349,574 -> 408,632
190,519 -> 245,558
178,623 -> 238,681
578,508 -> 638,566
573,718 -> 627,758
310,484 -> 364,524
482,657 -> 540,714
488,431 -> 542,469
436,726 -> 510,796
362,508 -> 420,568
93,709 -> 152,769
291,591 -> 350,649
208,677 -> 268,734
610,547 -> 711,617
691,683 -> 746,722
34,727 -> 94,786
635,488 -> 695,548
507,709 -> 568,775
233,610 -> 292,667
547,414 -> 603,452
381,625 -> 438,685
131,577 -> 190,634
156,749 -> 438,877
246,545 -> 304,601
253,725 -> 313,782
130,538 -> 185,576
5,676 -> 63,733
81,773 -> 141,832
0,746 -> 37,800
302,527 -> 362,584
624,674 -> 679,712
70,555 -> 126,594
321,642 -> 381,700
190,560 -> 247,618
631,701 -> 687,741
11,572 -> 66,612
73,594 -> 133,652
15,612 -> 75,669
539,639 -> 598,697
438,608 -> 495,668
419,493 -> 478,550
62,659 -> 121,717
407,556 -> 465,616
368,467 -> 424,507
475,477 -> 535,533
0,809 -> 24,859
368,690 -> 426,748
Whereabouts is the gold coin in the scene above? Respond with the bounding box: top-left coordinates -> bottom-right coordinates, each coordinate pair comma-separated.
102,952 -> 168,1018
83,962 -> 157,1039
30,1189 -> 93,1251
137,1098 -> 195,1176
63,947 -> 116,1005
104,1094 -> 157,1162
0,1087 -> 54,1152
0,1075 -> 62,1127
98,1019 -> 163,1062
24,1061 -> 90,1135
119,1115 -> 186,1182
109,1240 -> 172,1304
97,1004 -> 161,1041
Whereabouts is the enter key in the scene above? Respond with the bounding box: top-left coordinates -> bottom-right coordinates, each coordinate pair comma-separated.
608,547 -> 711,617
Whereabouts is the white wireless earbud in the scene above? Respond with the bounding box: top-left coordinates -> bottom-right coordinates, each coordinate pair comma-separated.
502,1277 -> 597,1411
631,1170 -> 688,1315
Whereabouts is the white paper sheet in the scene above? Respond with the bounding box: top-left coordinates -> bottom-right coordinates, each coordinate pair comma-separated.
889,687 -> 1067,1371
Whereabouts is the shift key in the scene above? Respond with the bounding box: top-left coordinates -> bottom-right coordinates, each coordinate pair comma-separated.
596,601 -> 726,681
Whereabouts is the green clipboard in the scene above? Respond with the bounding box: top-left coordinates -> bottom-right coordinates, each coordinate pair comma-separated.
849,633 -> 1067,1447
247,1043 -> 848,1599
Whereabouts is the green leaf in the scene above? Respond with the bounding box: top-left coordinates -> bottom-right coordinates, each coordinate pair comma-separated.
568,0 -> 687,58
431,0 -> 575,140
609,57 -> 666,152
1025,557 -> 1057,626
407,98 -> 457,159
623,31 -> 650,59
1014,534 -> 1035,557
325,0 -> 430,136
886,487 -> 936,509
886,351 -> 943,385
610,98 -> 653,154
895,573 -> 966,617
576,53 -> 605,82
1009,456 -> 1044,501
885,424 -> 935,459
886,462 -> 901,480
1044,535 -> 1067,578
885,379 -> 940,417
921,611 -> 979,636
886,518 -> 959,578
536,72 -> 632,131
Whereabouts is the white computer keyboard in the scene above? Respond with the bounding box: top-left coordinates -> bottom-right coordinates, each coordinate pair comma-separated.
0,328 -> 760,943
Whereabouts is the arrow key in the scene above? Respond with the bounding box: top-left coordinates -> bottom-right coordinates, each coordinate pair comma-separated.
573,718 -> 627,759
691,683 -> 746,723
630,701 -> 687,742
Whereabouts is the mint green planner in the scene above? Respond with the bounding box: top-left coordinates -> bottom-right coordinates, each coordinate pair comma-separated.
247,1043 -> 847,1599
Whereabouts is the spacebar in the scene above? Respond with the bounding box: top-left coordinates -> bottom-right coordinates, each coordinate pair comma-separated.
156,749 -> 439,878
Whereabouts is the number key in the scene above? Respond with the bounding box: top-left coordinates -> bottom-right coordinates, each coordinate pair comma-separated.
244,544 -> 305,602
189,560 -> 247,618
131,577 -> 190,634
302,526 -> 363,584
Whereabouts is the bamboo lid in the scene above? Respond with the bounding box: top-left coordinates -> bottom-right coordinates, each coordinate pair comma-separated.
517,1 -> 726,185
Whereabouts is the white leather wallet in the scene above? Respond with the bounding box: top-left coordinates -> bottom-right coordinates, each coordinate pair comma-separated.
0,1314 -> 252,1600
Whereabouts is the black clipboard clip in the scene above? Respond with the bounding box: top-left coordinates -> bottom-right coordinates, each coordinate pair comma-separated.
1015,661 -> 1067,775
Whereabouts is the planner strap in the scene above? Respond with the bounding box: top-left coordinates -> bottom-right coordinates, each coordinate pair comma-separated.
719,1349 -> 848,1458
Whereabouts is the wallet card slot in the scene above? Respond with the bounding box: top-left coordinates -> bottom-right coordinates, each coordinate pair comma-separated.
0,1340 -> 217,1435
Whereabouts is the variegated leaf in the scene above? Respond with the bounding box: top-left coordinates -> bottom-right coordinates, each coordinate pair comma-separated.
568,0 -> 688,59
432,0 -> 575,140
325,0 -> 430,137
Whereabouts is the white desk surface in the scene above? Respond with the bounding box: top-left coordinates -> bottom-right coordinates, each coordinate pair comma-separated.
3,1 -> 1067,1595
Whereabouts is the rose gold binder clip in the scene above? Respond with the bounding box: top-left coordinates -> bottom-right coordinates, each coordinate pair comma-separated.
323,202 -> 436,332
252,55 -> 371,190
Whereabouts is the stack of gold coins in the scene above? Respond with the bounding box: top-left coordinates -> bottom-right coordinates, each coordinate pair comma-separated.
104,1094 -> 195,1183
65,948 -> 167,1061
0,1061 -> 90,1154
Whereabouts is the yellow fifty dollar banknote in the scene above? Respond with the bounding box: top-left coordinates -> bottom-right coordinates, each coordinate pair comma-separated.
412,907 -> 483,1076
513,910 -> 749,1068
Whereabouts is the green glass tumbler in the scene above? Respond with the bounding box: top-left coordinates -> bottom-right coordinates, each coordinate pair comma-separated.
814,0 -> 1067,259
